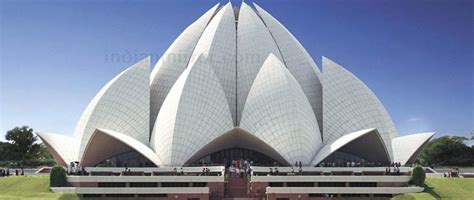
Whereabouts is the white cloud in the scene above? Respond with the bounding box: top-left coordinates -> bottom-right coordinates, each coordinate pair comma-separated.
407,117 -> 423,122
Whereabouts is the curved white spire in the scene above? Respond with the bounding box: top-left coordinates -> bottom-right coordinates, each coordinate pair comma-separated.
81,129 -> 162,167
37,132 -> 78,165
150,4 -> 220,132
75,57 -> 150,161
254,3 -> 323,132
236,2 -> 283,124
189,2 -> 237,124
240,54 -> 322,164
322,57 -> 397,159
151,55 -> 234,166
392,132 -> 435,165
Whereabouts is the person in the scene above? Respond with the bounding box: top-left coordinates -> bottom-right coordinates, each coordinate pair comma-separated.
70,162 -> 75,174
298,167 -> 303,175
180,167 -> 184,176
299,161 -> 302,169
351,161 -> 355,167
6,169 -> 10,176
20,167 -> 24,176
15,169 -> 18,176
75,162 -> 80,174
269,168 -> 273,176
346,161 -> 350,167
291,167 -> 294,173
172,168 -> 177,176
274,167 -> 279,175
229,165 -> 234,176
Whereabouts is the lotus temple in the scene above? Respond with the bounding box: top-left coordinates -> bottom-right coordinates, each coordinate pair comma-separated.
41,2 -> 435,199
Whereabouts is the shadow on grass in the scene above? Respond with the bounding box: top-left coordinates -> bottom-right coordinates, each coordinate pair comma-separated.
423,183 -> 441,199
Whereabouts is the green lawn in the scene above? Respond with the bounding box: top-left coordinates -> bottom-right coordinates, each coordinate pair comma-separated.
0,176 -> 78,200
392,178 -> 474,200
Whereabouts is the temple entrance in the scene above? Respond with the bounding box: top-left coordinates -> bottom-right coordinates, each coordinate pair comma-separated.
192,147 -> 281,167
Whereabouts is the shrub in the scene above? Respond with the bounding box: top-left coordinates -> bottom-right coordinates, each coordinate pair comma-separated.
50,166 -> 68,187
411,166 -> 426,186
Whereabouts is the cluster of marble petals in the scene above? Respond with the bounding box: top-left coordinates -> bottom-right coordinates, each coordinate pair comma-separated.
38,3 -> 435,167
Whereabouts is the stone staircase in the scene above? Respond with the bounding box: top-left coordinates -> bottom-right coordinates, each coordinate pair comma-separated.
225,176 -> 249,198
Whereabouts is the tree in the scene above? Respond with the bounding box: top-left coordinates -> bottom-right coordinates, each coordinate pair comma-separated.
50,166 -> 68,187
4,126 -> 41,166
417,136 -> 474,166
411,166 -> 426,186
0,141 -> 14,161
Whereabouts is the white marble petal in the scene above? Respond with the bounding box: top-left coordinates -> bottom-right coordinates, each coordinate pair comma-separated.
322,57 -> 398,159
189,2 -> 237,124
240,54 -> 322,164
236,2 -> 283,124
392,132 -> 435,165
150,4 -> 220,132
150,55 -> 234,166
254,3 -> 323,132
81,129 -> 161,167
311,128 -> 390,165
75,57 -> 150,161
37,132 -> 79,166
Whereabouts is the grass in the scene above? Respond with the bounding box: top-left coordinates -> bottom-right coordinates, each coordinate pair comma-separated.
392,178 -> 474,200
0,176 -> 78,200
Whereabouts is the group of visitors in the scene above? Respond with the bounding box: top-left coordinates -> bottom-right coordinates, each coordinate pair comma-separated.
171,167 -> 185,176
228,159 -> 252,177
0,167 -> 24,177
444,168 -> 459,178
291,161 -> 304,175
68,162 -> 86,175
268,167 -> 279,175
385,162 -> 402,175
318,161 -> 388,167
201,167 -> 211,176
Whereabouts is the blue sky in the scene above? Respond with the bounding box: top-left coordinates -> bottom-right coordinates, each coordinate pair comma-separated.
0,0 -> 472,141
